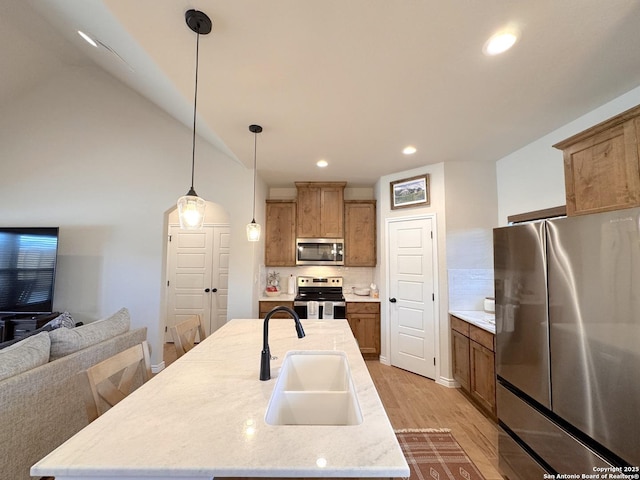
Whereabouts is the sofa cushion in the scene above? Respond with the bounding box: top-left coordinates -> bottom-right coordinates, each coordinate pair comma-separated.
49,307 -> 130,360
0,324 -> 54,350
0,331 -> 51,381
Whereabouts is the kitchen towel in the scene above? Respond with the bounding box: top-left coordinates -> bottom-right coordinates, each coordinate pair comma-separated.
308,301 -> 319,319
324,301 -> 334,319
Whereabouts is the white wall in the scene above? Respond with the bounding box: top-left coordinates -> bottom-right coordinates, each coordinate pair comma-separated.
496,85 -> 640,225
375,163 -> 449,383
0,65 -> 261,365
375,160 -> 499,386
444,161 -> 498,311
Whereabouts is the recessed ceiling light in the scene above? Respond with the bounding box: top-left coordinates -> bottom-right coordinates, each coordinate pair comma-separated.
78,30 -> 98,48
483,30 -> 518,56
402,146 -> 417,155
317,159 -> 328,168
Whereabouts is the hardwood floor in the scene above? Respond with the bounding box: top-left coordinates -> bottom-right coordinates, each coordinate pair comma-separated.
163,344 -> 503,480
365,361 -> 503,480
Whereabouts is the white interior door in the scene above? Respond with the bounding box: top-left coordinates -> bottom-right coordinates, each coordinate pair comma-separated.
388,217 -> 436,379
210,226 -> 230,334
166,224 -> 230,340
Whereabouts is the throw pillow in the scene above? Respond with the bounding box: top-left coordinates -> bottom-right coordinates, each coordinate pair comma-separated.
0,331 -> 51,382
44,311 -> 75,329
49,307 -> 131,360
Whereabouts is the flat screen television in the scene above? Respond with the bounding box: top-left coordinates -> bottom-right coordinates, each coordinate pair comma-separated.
0,227 -> 59,315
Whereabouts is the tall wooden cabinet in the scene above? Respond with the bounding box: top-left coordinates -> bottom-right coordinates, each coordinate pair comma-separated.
264,200 -> 296,266
344,200 -> 376,267
553,104 -> 640,216
295,182 -> 346,238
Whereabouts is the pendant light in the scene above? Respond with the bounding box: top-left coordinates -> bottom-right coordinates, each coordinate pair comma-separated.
247,124 -> 263,241
177,10 -> 212,230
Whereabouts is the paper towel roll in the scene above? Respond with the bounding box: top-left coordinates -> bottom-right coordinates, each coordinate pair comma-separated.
287,275 -> 295,295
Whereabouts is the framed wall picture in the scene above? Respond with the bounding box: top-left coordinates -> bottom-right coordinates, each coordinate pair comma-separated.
390,174 -> 430,210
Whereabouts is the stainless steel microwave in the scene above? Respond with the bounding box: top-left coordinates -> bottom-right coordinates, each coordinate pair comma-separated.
296,238 -> 344,266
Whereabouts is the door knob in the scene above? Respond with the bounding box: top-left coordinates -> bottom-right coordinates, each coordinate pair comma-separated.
205,288 -> 210,293
389,297 -> 397,303
212,288 -> 217,293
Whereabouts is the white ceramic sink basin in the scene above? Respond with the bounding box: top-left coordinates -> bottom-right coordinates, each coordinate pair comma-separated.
265,351 -> 363,426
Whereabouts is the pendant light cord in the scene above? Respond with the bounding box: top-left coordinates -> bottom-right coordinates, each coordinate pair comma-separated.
252,131 -> 257,221
190,25 -> 201,191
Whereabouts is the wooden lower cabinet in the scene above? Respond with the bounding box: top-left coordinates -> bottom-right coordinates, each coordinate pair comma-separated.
451,329 -> 470,391
470,340 -> 496,414
346,302 -> 380,359
258,301 -> 294,318
450,314 -> 496,418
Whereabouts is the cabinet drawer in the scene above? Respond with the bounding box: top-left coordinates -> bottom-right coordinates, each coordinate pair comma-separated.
470,324 -> 494,351
450,315 -> 469,336
346,302 -> 380,314
259,301 -> 294,318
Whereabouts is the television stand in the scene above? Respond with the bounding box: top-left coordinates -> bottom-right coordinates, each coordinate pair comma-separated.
0,312 -> 60,342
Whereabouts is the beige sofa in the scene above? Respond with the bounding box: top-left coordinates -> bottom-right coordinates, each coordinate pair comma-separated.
0,308 -> 147,480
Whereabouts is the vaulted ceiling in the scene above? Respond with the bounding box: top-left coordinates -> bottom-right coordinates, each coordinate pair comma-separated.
5,1 -> 640,186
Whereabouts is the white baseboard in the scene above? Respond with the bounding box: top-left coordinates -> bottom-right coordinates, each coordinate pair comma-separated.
436,376 -> 459,388
152,362 -> 165,374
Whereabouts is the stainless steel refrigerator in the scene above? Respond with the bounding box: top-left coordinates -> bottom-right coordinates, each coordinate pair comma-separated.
494,207 -> 640,478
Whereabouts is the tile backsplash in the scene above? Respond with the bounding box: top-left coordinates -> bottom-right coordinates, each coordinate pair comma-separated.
258,266 -> 494,310
448,268 -> 494,311
259,265 -> 375,295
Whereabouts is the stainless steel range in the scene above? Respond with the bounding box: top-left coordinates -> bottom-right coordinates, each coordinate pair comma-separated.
293,276 -> 346,319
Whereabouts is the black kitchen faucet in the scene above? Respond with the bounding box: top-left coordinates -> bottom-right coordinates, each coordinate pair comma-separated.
259,306 -> 305,381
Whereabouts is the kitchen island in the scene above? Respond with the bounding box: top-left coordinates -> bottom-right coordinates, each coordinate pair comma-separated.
31,319 -> 409,480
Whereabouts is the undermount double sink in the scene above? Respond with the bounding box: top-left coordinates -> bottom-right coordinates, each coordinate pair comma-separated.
265,350 -> 363,426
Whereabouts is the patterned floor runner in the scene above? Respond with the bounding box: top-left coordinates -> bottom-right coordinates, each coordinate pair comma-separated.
395,428 -> 486,480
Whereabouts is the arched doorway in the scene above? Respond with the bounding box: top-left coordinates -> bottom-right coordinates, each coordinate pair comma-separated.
162,201 -> 231,340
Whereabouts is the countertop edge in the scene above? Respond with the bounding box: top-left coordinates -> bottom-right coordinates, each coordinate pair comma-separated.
449,310 -> 496,334
259,294 -> 381,303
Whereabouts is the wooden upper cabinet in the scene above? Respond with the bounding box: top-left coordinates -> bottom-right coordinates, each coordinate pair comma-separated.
296,184 -> 320,238
264,200 -> 296,266
553,104 -> 640,216
344,200 -> 376,266
295,182 -> 346,238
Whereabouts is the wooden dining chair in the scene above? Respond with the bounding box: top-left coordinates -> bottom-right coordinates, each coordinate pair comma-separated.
84,340 -> 152,422
169,315 -> 206,358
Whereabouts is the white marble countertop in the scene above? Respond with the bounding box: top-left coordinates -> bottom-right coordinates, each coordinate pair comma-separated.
259,293 -> 296,302
449,310 -> 496,334
32,319 -> 409,480
343,293 -> 381,303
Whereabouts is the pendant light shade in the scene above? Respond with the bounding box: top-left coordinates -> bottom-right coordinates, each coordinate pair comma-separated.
247,220 -> 261,242
178,10 -> 212,230
178,188 -> 206,230
247,124 -> 263,242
